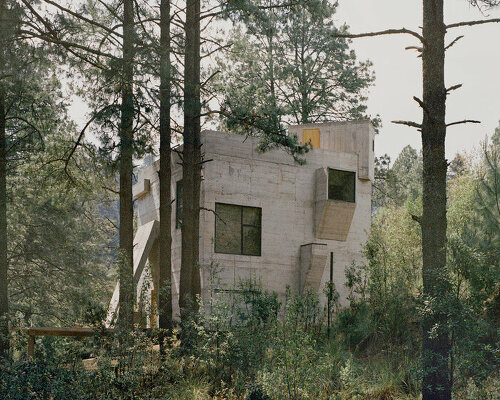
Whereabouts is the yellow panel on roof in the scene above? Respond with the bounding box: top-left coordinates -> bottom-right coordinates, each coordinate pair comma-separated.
302,128 -> 320,149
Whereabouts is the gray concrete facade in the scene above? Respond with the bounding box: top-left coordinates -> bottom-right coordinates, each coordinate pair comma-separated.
133,120 -> 374,323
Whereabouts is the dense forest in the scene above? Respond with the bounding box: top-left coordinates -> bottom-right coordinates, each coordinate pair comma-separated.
0,0 -> 499,399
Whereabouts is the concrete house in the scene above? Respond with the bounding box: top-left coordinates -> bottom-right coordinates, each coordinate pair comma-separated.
107,120 -> 375,326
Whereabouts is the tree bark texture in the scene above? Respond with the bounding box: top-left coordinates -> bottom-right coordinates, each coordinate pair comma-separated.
0,0 -> 9,359
158,0 -> 173,351
180,0 -> 201,316
0,73 -> 8,360
421,1 -> 451,399
118,0 -> 135,330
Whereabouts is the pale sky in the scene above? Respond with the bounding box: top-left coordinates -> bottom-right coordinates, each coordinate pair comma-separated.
335,0 -> 500,160
68,0 -> 500,161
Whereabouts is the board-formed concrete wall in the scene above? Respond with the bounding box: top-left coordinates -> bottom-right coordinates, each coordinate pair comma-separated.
134,121 -> 374,321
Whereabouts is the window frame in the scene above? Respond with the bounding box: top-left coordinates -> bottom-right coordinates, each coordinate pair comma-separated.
327,168 -> 356,203
214,202 -> 262,256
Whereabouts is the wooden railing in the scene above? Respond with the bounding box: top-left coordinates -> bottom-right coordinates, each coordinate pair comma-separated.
12,327 -> 114,358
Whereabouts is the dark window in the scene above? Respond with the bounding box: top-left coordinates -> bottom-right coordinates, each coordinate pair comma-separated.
328,169 -> 355,203
176,180 -> 182,229
215,203 -> 261,256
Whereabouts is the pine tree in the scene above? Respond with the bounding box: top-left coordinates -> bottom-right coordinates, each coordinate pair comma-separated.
117,0 -> 135,331
0,0 -> 8,360
180,0 -> 202,320
335,1 -> 500,397
158,0 -> 173,350
214,0 -> 373,131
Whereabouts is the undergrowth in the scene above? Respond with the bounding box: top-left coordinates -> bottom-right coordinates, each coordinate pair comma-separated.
0,270 -> 497,399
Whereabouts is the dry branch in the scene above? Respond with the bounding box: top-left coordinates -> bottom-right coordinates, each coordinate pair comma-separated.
413,96 -> 430,116
447,17 -> 500,29
392,120 -> 422,129
41,0 -> 123,37
446,84 -> 463,93
333,28 -> 424,43
445,35 -> 464,51
446,119 -> 481,127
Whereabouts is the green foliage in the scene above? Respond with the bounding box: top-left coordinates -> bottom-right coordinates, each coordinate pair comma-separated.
0,361 -> 82,400
216,0 -> 373,124
0,22 -> 116,328
445,139 -> 499,391
43,0 -> 162,167
212,0 -> 374,159
361,140 -> 499,396
256,289 -> 332,400
336,202 -> 422,352
7,128 -> 115,327
373,146 -> 422,209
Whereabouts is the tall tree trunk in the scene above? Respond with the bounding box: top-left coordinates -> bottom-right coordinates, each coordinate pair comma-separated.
0,79 -> 8,361
180,0 -> 201,317
421,1 -> 451,399
118,0 -> 135,330
267,28 -> 279,130
158,0 -> 172,353
0,0 -> 9,360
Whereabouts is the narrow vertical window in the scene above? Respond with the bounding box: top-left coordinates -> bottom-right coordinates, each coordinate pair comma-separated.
176,180 -> 183,229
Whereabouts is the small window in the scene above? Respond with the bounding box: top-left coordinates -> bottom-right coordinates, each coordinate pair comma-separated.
328,169 -> 355,203
176,180 -> 182,229
215,203 -> 261,256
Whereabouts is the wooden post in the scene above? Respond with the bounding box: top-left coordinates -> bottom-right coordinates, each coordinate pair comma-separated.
327,252 -> 333,338
27,334 -> 34,359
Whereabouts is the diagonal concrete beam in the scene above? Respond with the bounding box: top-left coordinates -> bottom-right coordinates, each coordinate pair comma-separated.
105,220 -> 159,327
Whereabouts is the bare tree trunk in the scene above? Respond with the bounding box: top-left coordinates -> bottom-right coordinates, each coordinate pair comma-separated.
421,1 -> 451,398
180,0 -> 201,317
0,0 -> 9,360
0,79 -> 8,361
158,0 -> 172,353
118,0 -> 135,330
191,148 -> 201,298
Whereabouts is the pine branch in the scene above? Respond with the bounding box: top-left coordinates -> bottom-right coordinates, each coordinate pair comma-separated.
405,45 -> 423,57
446,84 -> 463,93
5,116 -> 44,146
445,35 -> 464,51
200,70 -> 220,88
392,120 -> 422,129
19,30 -> 117,60
333,28 -> 424,43
20,0 -> 58,37
413,96 -> 431,116
411,214 -> 422,224
446,119 -> 481,127
96,0 -> 121,21
64,105 -> 118,174
447,18 -> 500,29
20,1 -> 117,60
40,0 -> 123,37
200,0 -> 302,20
201,207 -> 225,223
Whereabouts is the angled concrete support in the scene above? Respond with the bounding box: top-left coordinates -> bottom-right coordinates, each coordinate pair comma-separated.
300,243 -> 328,292
106,220 -> 159,327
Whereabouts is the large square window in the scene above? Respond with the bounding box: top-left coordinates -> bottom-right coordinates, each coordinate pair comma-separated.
328,169 -> 355,203
215,203 -> 261,256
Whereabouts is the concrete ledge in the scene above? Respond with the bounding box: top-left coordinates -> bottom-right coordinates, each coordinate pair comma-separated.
133,178 -> 150,199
